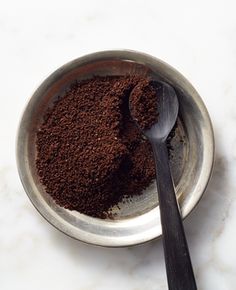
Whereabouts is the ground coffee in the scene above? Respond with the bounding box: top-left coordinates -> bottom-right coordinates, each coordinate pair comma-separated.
36,76 -> 173,218
129,80 -> 161,130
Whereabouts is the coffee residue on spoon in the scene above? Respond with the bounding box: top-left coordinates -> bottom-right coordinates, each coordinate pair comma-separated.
129,80 -> 161,131
36,76 -> 175,218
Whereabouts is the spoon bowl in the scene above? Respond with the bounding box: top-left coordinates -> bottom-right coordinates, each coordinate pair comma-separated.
146,83 -> 179,141
136,82 -> 179,141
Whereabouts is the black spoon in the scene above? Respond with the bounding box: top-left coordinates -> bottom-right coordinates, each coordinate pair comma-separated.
130,82 -> 197,290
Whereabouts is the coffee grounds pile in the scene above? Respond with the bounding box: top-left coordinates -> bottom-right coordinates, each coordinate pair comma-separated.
130,80 -> 161,130
36,76 -> 173,218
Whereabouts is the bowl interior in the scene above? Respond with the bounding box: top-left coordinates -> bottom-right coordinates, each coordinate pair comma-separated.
17,51 -> 214,246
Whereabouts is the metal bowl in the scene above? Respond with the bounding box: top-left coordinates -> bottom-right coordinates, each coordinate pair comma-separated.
16,50 -> 214,247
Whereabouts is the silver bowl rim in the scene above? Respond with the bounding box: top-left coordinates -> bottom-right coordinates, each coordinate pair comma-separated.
16,49 -> 215,247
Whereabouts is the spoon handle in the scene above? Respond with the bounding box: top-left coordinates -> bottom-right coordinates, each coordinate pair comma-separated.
151,141 -> 197,290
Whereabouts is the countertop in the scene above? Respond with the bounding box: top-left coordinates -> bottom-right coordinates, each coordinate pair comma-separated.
1,0 -> 236,289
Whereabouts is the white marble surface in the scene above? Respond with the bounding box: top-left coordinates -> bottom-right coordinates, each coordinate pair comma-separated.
1,0 -> 236,289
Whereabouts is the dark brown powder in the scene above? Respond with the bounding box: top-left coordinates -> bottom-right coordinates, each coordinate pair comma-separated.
36,76 -> 171,218
129,80 -> 161,130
